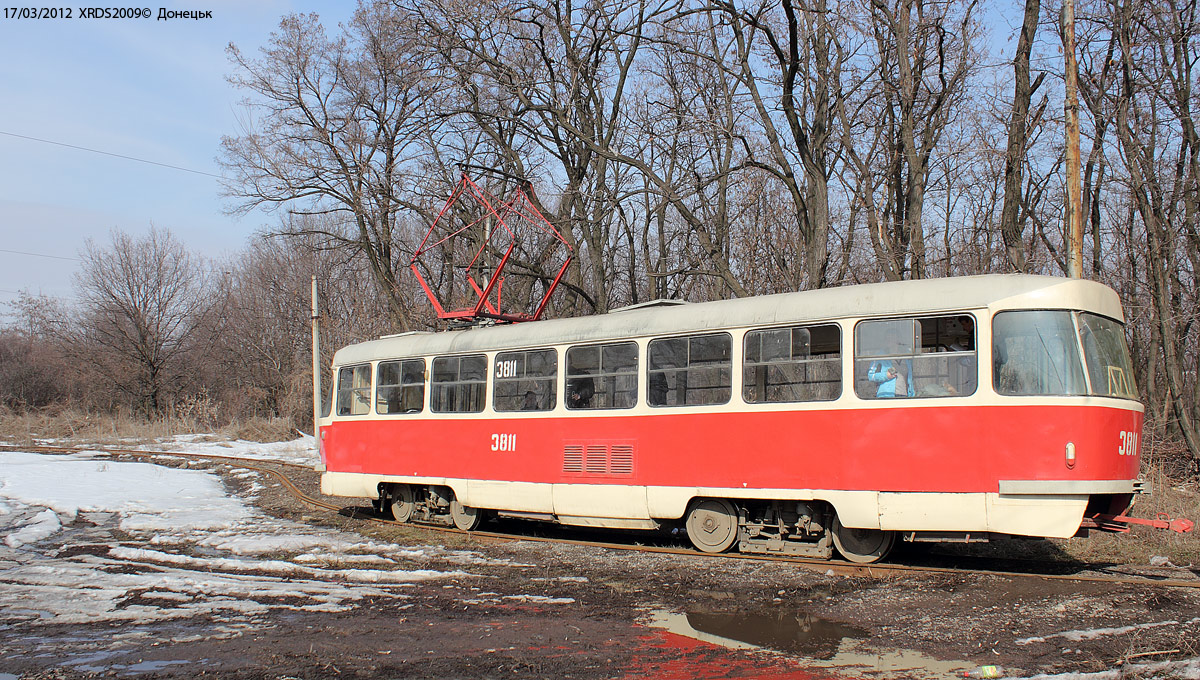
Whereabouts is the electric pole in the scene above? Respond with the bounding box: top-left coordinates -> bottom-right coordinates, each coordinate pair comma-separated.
1063,0 -> 1085,278
311,275 -> 322,442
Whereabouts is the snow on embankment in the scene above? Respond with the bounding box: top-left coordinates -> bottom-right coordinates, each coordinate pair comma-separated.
0,451 -> 251,545
141,433 -> 320,466
0,450 -> 496,626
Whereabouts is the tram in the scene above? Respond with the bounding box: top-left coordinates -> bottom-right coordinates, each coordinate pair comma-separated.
318,274 -> 1152,563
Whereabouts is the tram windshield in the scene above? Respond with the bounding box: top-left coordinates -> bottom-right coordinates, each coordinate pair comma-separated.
992,311 -> 1137,399
1077,313 -> 1138,399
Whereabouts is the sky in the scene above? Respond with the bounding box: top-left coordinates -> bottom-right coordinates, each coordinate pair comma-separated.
0,1 -> 1029,319
0,1 -> 357,313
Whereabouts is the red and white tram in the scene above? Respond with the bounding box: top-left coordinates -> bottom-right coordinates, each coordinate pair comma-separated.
318,274 -> 1150,563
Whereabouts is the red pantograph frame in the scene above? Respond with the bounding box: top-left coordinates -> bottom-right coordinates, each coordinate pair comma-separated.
410,173 -> 573,323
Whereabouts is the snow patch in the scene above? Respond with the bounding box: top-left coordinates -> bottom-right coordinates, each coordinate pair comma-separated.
0,452 -> 251,530
111,547 -> 472,583
5,509 -> 62,547
1017,618 -> 1200,645
1012,657 -> 1200,679
501,595 -> 576,604
0,449 -> 521,631
140,434 -> 319,466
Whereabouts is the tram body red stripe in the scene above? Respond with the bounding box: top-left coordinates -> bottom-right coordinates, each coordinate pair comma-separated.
321,405 -> 1141,494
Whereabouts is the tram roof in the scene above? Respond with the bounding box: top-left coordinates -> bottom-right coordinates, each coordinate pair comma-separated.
333,274 -> 1122,364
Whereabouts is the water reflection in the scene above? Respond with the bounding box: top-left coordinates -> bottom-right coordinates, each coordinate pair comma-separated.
683,611 -> 866,658
645,608 -> 973,679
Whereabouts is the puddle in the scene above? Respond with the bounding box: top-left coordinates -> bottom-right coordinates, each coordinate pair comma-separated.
648,609 -> 866,658
645,608 -> 973,679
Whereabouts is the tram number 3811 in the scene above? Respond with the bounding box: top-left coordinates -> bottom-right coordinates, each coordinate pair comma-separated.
1118,430 -> 1139,457
491,433 -> 517,452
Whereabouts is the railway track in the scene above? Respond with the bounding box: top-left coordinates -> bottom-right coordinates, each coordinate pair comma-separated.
4,442 -> 1197,590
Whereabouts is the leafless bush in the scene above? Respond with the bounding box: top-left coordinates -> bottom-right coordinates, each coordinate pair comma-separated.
0,333 -> 65,410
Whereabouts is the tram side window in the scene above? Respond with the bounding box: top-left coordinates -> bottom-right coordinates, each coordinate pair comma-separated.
993,311 -> 1087,396
565,342 -> 637,409
744,324 -> 841,403
648,333 -> 732,407
854,316 -> 977,399
494,349 -> 557,412
376,359 -> 425,414
431,354 -> 487,413
336,364 -> 372,416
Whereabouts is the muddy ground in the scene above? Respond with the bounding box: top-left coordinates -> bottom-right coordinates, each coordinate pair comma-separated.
3,457 -> 1199,680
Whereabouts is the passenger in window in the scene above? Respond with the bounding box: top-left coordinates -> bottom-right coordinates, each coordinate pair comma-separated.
868,330 -> 914,398
567,375 -> 594,408
868,360 -> 913,397
522,390 -> 539,411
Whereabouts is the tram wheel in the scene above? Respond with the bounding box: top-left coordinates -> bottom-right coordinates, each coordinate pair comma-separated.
450,499 -> 482,531
831,516 -> 895,564
684,498 -> 739,553
390,484 -> 415,523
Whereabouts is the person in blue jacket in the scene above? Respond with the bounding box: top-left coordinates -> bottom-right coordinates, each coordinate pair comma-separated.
868,358 -> 914,398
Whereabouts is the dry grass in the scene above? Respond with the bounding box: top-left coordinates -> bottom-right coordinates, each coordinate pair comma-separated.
0,407 -> 300,446
1056,462 -> 1200,566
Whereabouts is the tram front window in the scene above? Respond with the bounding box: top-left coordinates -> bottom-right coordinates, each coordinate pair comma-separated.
992,311 -> 1087,396
1078,313 -> 1138,399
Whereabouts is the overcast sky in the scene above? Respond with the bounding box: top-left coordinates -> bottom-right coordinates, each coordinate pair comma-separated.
0,1 -> 1027,318
0,1 -> 356,313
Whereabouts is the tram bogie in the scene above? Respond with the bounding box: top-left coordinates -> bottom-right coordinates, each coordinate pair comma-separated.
737,501 -> 835,559
319,275 -> 1168,563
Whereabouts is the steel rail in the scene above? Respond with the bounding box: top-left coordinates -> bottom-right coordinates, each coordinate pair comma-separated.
3,443 -> 1197,589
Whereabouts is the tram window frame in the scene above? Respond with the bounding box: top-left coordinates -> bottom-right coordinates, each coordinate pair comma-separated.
376,358 -> 426,414
336,364 -> 372,416
853,315 -> 977,400
743,324 -> 841,403
430,354 -> 488,413
647,332 -> 733,407
494,348 -> 558,412
565,341 -> 638,410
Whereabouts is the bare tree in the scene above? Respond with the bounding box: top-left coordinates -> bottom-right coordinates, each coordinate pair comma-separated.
1111,0 -> 1200,468
998,0 -> 1047,271
839,0 -> 980,281
411,0 -> 688,311
716,0 -> 844,289
222,6 -> 436,330
71,228 -> 214,416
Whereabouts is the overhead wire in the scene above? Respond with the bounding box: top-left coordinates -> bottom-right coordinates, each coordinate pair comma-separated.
0,130 -> 225,179
0,248 -> 80,262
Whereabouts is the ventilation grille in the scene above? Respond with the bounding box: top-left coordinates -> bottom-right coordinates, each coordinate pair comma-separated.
609,445 -> 635,475
562,441 -> 636,477
563,445 -> 584,473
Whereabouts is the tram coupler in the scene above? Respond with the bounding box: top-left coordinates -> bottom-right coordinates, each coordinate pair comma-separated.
1085,512 -> 1194,534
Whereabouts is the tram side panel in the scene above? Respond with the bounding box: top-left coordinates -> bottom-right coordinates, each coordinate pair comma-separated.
320,401 -> 1141,538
